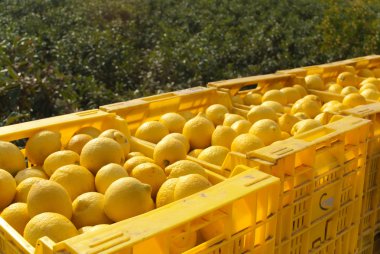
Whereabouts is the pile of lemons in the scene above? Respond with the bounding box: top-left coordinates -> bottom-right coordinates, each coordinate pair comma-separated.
0,126 -> 212,247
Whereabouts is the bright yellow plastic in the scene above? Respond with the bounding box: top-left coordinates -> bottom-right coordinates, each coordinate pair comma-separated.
188,116 -> 370,254
54,169 -> 280,254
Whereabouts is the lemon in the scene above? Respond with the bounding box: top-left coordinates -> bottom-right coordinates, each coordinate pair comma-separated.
280,87 -> 301,104
231,119 -> 251,135
249,119 -> 281,145
261,82 -> 283,93
357,68 -> 374,78
179,111 -> 195,121
66,134 -> 93,155
344,66 -> 356,74
165,160 -> 208,178
170,228 -> 197,254
315,112 -> 332,125
126,152 -> 145,160
329,115 -> 345,123
262,89 -> 287,105
0,169 -> 16,210
132,162 -> 166,197
104,177 -> 154,222
24,212 -> 78,246
205,104 -> 229,126
337,72 -> 357,87
75,126 -> 101,138
328,84 -> 343,94
293,84 -> 307,97
359,83 -> 378,92
99,129 -> 131,157
281,131 -> 291,139
361,77 -> 380,88
123,156 -> 155,174
153,138 -> 187,168
342,93 -> 367,108
50,164 -> 95,201
78,224 -> 109,234
14,177 -> 44,203
43,150 -> 80,177
183,114 -> 215,149
262,101 -> 284,113
291,98 -> 321,118
361,89 -> 380,100
222,113 -> 245,127
162,133 -> 190,153
14,168 -> 48,185
159,113 -> 186,133
294,112 -> 310,119
80,137 -> 125,174
27,180 -> 72,219
340,86 -> 358,96
1,203 -> 30,235
26,130 -> 61,166
243,92 -> 262,105
198,146 -> 229,166
372,68 -> 380,78
231,133 -> 264,154
291,119 -> 322,135
247,105 -> 278,123
72,192 -> 112,228
211,126 -> 237,149
95,163 -> 128,194
188,149 -> 203,158
156,174 -> 211,207
135,121 -> 169,143
278,113 -> 300,133
0,141 -> 25,175
231,95 -> 244,104
303,94 -> 323,107
305,74 -> 324,90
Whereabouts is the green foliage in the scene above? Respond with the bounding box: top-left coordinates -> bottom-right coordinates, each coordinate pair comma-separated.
0,0 -> 380,125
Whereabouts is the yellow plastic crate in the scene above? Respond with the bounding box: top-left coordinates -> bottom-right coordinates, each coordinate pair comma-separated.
0,109 -> 281,254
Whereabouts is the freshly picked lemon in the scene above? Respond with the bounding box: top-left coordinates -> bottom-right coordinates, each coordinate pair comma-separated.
99,129 -> 131,157
0,141 -> 25,175
198,146 -> 229,166
205,104 -> 229,126
231,133 -> 264,154
183,114 -> 215,149
165,160 -> 208,179
0,169 -> 16,210
305,74 -> 324,90
43,150 -> 80,177
291,119 -> 322,136
262,89 -> 287,105
131,162 -> 167,197
95,163 -> 128,194
211,126 -> 237,149
159,113 -> 186,133
247,105 -> 278,123
135,121 -> 169,143
1,202 -> 30,235
249,119 -> 281,145
26,130 -> 61,166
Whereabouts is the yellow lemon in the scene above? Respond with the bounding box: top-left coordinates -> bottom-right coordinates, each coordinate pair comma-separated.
344,66 -> 356,74
305,74 -> 324,90
24,212 -> 78,246
372,68 -> 380,78
95,163 -> 128,194
357,68 -> 374,78
179,111 -> 195,121
65,134 -> 93,155
262,89 -> 287,105
72,192 -> 112,228
1,202 -> 30,235
170,228 -> 197,254
183,114 -> 215,149
0,141 -> 25,175
27,179 -> 72,219
291,119 -> 322,135
26,130 -> 61,166
78,224 -> 109,234
231,119 -> 252,135
303,94 -> 323,107
75,126 -> 101,138
162,133 -> 190,153
222,113 -> 245,127
156,178 -> 178,207
14,177 -> 44,203
337,72 -> 357,87
14,168 -> 47,185
135,121 -> 169,144
231,134 -> 264,154
165,160 -> 208,179
340,86 -> 358,96
159,113 -> 186,133
211,126 -> 237,149
205,104 -> 229,126
314,112 -> 333,125
99,129 -> 131,157
231,95 -> 244,104
281,131 -> 291,139
328,84 -> 343,94
104,177 -> 154,222
43,150 -> 80,177
249,119 -> 281,145
291,98 -> 321,118
321,101 -> 346,113
278,113 -> 300,133
280,87 -> 301,104
0,169 -> 16,210
188,149 -> 203,158
294,112 -> 310,119
132,162 -> 166,197
247,105 -> 278,123
361,77 -> 380,88
153,138 -> 187,168
342,93 -> 367,108
243,92 -> 262,105
262,100 -> 284,113
293,84 -> 307,97
329,115 -> 345,123
361,89 -> 380,100
80,137 -> 124,174
125,152 -> 145,160
261,82 -> 283,93
359,83 -> 379,92
50,164 -> 95,200
198,146 -> 229,166
123,156 -> 155,174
